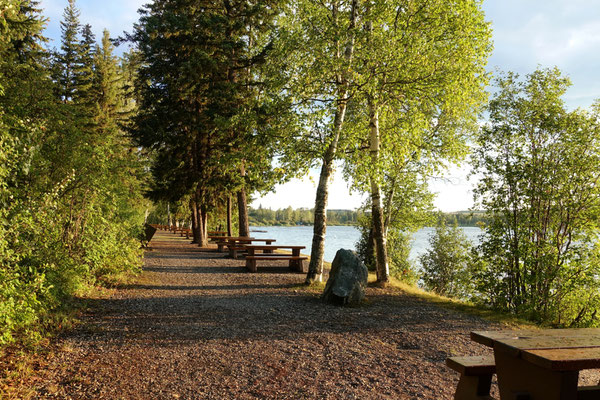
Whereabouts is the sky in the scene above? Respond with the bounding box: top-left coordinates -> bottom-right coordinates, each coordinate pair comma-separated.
37,0 -> 600,211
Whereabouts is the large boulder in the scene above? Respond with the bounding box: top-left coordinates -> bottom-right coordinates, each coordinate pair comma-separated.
321,249 -> 368,306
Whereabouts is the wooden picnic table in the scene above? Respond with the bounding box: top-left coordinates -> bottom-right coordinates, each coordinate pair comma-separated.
211,236 -> 255,252
243,245 -> 306,273
225,238 -> 276,258
471,328 -> 600,399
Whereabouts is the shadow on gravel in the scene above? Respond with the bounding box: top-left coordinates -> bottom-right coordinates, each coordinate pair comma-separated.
120,282 -> 300,291
143,266 -> 244,274
145,252 -> 225,260
143,265 -> 304,275
72,290 -> 489,348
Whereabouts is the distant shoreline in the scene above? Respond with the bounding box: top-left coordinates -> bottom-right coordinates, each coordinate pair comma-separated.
249,222 -> 483,228
249,207 -> 486,228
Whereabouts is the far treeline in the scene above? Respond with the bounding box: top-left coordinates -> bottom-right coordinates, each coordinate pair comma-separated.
3,0 -> 600,348
248,207 -> 487,227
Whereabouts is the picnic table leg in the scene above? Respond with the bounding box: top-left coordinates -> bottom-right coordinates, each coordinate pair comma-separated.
246,249 -> 257,272
453,373 -> 493,400
289,249 -> 300,271
494,347 -> 578,400
296,259 -> 306,273
265,241 -> 273,253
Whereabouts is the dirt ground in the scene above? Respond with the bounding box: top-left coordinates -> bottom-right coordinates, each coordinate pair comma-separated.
12,231 -> 598,399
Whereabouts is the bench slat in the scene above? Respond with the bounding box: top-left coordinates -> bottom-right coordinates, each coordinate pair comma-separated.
446,355 -> 496,376
245,256 -> 307,260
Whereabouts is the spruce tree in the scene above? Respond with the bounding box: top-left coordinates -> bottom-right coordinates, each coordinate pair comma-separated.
94,29 -> 120,122
55,0 -> 82,102
131,0 -> 286,246
75,23 -> 96,103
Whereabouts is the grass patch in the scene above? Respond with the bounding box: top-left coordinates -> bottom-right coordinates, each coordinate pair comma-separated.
377,274 -> 536,328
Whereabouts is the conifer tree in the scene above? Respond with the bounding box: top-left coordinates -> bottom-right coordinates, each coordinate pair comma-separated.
94,30 -> 120,122
75,23 -> 96,103
54,0 -> 82,102
131,0 -> 286,246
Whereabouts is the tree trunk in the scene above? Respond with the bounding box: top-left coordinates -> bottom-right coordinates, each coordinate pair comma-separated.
305,0 -> 357,284
368,101 -> 389,284
201,204 -> 208,246
167,203 -> 171,227
195,202 -> 208,247
237,188 -> 249,237
306,157 -> 334,283
191,200 -> 199,244
237,163 -> 250,237
365,226 -> 375,270
227,195 -> 233,236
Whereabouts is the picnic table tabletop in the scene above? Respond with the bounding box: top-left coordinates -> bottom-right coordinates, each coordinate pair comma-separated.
213,236 -> 255,241
472,328 -> 600,400
472,328 -> 600,370
244,245 -> 306,258
244,244 -> 305,249
225,238 -> 275,244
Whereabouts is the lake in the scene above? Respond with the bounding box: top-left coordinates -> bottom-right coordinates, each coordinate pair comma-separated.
249,225 -> 482,263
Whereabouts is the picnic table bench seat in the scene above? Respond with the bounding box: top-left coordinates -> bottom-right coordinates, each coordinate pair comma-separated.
227,245 -> 248,259
243,245 -> 306,273
446,355 -> 496,400
218,237 -> 276,254
245,254 -> 308,273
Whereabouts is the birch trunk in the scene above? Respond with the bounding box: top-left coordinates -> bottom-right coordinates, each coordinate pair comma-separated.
305,0 -> 357,284
368,101 -> 389,284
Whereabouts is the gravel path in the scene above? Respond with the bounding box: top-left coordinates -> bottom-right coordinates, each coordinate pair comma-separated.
28,231 -> 509,399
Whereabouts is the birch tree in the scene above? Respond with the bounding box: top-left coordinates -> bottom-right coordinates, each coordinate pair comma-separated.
345,0 -> 491,284
472,69 -> 600,325
276,0 -> 360,283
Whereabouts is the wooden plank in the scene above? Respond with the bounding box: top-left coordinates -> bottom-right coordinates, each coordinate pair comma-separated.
245,256 -> 307,260
471,329 -> 600,348
495,335 -> 600,352
522,347 -> 600,371
446,355 -> 496,376
244,245 -> 305,250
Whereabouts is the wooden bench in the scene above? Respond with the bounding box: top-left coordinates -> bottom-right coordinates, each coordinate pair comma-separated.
245,255 -> 308,273
178,228 -> 191,237
227,245 -> 248,259
214,236 -> 256,252
446,355 -> 496,400
226,238 -> 276,257
244,245 -> 307,273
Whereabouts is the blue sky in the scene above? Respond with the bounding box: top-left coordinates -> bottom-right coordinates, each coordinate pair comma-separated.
38,0 -> 600,211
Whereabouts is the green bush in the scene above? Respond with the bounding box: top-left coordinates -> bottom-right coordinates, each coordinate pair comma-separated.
420,217 -> 474,299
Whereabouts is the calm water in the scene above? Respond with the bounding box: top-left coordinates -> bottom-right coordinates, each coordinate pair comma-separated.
250,225 -> 482,263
